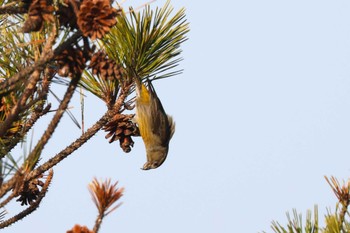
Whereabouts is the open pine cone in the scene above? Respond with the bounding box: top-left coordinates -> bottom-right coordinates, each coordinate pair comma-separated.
103,114 -> 139,153
77,0 -> 122,40
15,174 -> 45,206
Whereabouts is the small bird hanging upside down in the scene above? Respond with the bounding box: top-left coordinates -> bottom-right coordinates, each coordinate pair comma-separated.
134,79 -> 175,170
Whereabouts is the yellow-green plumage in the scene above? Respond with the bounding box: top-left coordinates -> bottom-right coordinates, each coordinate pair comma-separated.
135,79 -> 175,170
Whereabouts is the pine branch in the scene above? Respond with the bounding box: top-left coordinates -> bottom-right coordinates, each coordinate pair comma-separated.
89,178 -> 124,233
325,176 -> 350,232
0,30 -> 81,93
0,5 -> 27,15
0,24 -> 58,138
0,73 -> 86,198
0,189 -> 17,208
0,169 -> 53,229
26,86 -> 130,181
0,69 -> 41,138
25,72 -> 81,169
1,103 -> 51,157
0,79 -> 124,201
0,176 -> 15,199
268,206 -> 319,233
102,0 -> 189,82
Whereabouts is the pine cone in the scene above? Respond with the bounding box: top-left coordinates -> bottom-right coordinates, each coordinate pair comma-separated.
67,225 -> 93,233
89,50 -> 125,81
55,46 -> 87,77
77,0 -> 121,40
22,0 -> 54,33
15,175 -> 45,206
119,135 -> 134,153
103,114 -> 139,153
58,0 -> 79,29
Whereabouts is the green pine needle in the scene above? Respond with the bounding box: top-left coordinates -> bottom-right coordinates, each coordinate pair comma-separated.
102,0 -> 189,81
266,206 -> 319,233
81,1 -> 189,105
80,70 -> 120,106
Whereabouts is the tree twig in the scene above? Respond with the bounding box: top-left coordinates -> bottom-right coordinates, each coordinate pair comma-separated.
0,24 -> 58,137
93,212 -> 104,233
0,31 -> 81,92
0,189 -> 17,208
0,2 -> 27,15
25,72 -> 81,167
0,169 -> 53,229
27,87 -> 129,181
0,31 -> 83,198
0,70 -> 42,137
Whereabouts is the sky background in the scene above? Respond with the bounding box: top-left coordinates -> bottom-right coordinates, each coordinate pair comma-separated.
5,0 -> 350,232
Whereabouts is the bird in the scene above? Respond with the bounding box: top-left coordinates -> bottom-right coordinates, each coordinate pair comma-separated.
134,78 -> 175,170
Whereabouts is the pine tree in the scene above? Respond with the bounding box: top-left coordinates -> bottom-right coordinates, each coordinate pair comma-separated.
0,0 -> 189,231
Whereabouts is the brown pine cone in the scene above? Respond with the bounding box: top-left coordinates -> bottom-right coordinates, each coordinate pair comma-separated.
22,0 -> 54,33
67,225 -> 93,233
103,114 -> 139,153
15,175 -> 45,206
89,50 -> 125,81
119,135 -> 134,153
77,0 -> 122,40
58,0 -> 79,29
55,46 -> 87,77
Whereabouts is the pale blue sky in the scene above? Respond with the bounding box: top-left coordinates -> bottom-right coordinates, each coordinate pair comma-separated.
6,0 -> 350,232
